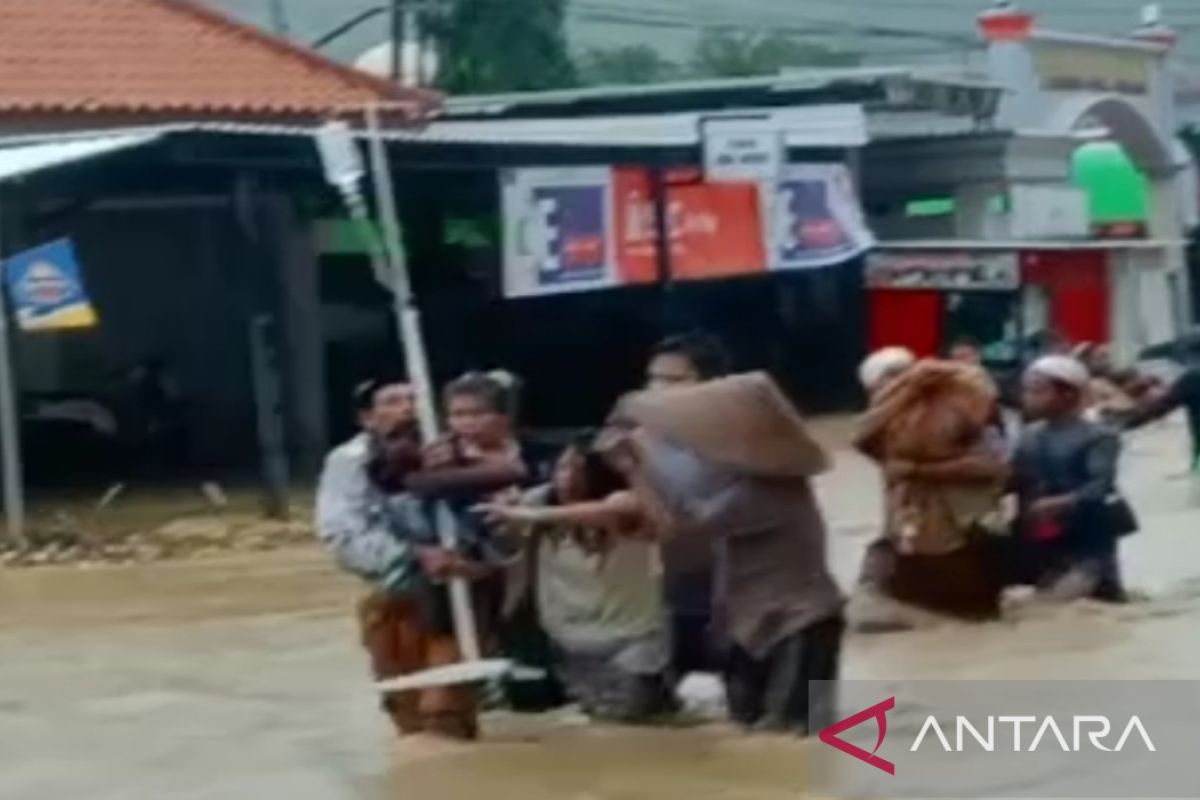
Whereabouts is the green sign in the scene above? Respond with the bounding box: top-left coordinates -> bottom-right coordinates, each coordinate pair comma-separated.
1071,142 -> 1149,225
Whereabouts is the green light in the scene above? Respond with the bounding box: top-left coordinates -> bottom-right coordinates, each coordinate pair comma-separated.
905,197 -> 956,217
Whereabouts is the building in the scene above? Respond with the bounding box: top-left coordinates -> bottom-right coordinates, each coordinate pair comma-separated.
865,3 -> 1195,367
0,0 -> 429,490
426,69 -> 1002,414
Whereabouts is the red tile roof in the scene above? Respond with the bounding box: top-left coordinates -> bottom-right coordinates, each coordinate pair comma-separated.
0,0 -> 437,119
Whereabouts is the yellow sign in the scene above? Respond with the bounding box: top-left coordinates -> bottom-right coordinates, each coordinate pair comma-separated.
1033,42 -> 1151,96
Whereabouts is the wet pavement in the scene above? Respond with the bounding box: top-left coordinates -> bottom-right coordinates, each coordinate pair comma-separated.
1,418 -> 1198,800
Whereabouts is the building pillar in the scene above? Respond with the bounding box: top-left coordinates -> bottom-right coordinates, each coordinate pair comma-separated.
978,2 -> 1041,130
1133,6 -> 1193,335
1149,175 -> 1192,332
263,195 -> 328,477
1108,249 -> 1145,366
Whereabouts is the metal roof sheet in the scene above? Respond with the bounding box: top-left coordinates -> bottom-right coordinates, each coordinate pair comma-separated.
419,104 -> 869,149
0,133 -> 165,184
0,105 -> 872,154
443,67 -> 1002,117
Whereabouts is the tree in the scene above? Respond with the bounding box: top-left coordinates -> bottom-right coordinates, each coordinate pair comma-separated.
690,29 -> 861,78
578,45 -> 679,86
437,0 -> 577,94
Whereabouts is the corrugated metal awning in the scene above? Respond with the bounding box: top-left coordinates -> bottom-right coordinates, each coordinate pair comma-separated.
0,109 -> 872,159
419,104 -> 869,149
0,132 -> 163,184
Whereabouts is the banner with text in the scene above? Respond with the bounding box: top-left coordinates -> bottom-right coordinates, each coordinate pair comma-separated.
612,167 -> 766,284
810,680 -> 1200,799
502,164 -> 870,297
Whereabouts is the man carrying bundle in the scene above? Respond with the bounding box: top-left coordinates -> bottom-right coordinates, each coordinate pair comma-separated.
602,373 -> 845,735
854,355 -> 1011,620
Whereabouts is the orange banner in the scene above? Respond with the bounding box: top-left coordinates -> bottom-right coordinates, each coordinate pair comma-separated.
612,167 -> 767,284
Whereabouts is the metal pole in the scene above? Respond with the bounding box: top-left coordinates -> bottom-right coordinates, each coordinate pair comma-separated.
390,0 -> 405,83
363,105 -> 482,662
267,0 -> 289,36
0,202 -> 27,550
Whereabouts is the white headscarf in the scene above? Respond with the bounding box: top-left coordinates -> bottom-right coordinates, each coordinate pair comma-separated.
1027,355 -> 1089,389
858,347 -> 916,391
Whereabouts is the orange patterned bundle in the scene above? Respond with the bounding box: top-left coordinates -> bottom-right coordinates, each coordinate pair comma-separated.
855,360 -> 997,463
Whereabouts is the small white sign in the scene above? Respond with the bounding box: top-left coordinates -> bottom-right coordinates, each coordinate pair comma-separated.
701,115 -> 784,184
867,251 -> 1020,291
1009,185 -> 1089,240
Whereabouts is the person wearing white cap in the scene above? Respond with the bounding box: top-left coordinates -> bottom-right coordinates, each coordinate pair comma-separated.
858,346 -> 916,396
1010,355 -> 1134,603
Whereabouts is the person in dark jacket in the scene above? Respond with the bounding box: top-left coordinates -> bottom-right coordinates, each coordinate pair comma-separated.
1011,356 -> 1129,603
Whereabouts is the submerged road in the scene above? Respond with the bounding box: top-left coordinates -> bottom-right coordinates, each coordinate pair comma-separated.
0,418 -> 1197,799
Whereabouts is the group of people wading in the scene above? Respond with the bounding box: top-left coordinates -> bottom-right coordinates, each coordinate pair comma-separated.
316,330 -> 1197,742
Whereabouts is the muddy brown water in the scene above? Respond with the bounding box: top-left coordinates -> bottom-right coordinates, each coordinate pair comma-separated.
1,421 -> 1198,800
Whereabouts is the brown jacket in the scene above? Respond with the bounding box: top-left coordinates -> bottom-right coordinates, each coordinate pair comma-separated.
611,373 -> 844,658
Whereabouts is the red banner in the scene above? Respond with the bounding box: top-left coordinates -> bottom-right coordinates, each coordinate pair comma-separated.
612,167 -> 766,284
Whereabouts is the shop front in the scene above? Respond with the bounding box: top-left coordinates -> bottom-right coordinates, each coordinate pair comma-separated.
868,245 -> 1118,365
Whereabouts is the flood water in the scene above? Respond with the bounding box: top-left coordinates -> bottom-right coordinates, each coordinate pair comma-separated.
1,420 -> 1198,800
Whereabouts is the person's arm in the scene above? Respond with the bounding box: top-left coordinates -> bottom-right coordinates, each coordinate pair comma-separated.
899,431 -> 1010,485
907,453 -> 1009,483
1031,429 -> 1120,516
475,490 -> 643,532
1074,430 -> 1120,504
406,457 -> 528,499
315,448 -> 418,593
1121,372 -> 1190,429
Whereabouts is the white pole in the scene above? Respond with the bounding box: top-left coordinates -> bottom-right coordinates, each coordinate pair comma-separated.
363,105 -> 483,663
0,207 -> 28,550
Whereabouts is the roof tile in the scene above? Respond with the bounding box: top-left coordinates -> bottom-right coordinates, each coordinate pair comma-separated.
0,0 -> 437,118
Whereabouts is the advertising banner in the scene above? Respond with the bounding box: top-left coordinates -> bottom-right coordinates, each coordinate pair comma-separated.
502,163 -> 872,297
501,167 -> 616,298
612,167 -> 766,284
2,238 -> 98,331
769,163 -> 874,271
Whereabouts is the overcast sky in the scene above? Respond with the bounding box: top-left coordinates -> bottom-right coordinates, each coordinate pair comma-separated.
204,0 -> 1200,68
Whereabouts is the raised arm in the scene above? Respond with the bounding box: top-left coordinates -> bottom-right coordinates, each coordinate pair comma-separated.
475,490 -> 644,534
406,456 -> 528,499
1121,371 -> 1192,429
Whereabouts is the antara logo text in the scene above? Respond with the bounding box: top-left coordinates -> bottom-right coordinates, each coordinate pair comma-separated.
819,697 -> 1156,775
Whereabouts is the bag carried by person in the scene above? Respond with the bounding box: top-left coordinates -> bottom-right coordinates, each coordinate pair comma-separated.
1103,494 -> 1139,539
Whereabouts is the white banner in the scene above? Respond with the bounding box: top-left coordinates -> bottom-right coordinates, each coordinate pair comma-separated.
500,167 -> 616,298
767,163 -> 874,271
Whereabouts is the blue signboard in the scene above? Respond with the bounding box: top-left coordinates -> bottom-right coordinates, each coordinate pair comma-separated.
502,167 -> 616,297
3,239 -> 97,331
531,184 -> 608,287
